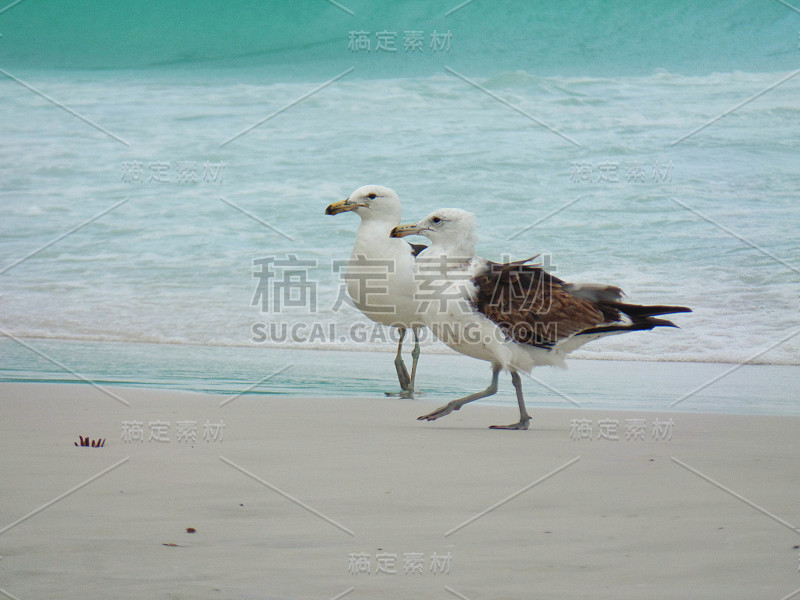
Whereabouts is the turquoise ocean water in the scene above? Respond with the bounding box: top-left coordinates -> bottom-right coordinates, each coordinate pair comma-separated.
1,1 -> 798,411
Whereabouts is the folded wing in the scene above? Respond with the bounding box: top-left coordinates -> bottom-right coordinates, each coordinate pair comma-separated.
471,259 -> 691,349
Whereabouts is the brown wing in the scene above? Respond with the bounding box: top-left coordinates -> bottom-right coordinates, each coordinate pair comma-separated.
471,259 -> 620,348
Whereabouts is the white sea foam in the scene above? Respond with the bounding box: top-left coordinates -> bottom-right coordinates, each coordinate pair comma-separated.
1,71 -> 798,367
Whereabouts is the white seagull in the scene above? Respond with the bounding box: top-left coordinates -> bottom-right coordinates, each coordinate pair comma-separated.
391,208 -> 691,429
325,185 -> 426,396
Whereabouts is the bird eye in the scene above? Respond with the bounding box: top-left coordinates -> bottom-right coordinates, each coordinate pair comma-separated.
367,193 -> 377,199
432,216 -> 442,224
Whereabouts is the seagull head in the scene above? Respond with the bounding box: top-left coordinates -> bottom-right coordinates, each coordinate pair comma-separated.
325,185 -> 402,224
391,208 -> 477,250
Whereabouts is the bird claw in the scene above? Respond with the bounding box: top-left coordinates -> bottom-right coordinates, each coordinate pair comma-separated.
489,419 -> 531,431
418,403 -> 457,421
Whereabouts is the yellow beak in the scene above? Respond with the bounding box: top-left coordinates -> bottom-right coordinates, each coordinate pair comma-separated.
390,223 -> 423,238
325,198 -> 361,215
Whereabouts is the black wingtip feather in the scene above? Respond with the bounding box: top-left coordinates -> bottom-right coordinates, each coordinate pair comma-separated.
606,302 -> 692,319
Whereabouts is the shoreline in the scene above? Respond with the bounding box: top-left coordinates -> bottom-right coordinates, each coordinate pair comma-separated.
1,379 -> 795,420
2,339 -> 798,417
3,332 -> 797,366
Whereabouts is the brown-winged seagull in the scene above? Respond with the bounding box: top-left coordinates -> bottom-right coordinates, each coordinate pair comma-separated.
391,208 -> 691,429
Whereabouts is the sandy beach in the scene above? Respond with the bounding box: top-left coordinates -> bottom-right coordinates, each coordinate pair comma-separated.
1,381 -> 798,599
3,1 -> 798,598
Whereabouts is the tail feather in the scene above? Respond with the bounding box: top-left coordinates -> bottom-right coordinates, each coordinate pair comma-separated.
643,317 -> 681,328
577,303 -> 690,338
607,302 -> 692,319
578,319 -> 677,337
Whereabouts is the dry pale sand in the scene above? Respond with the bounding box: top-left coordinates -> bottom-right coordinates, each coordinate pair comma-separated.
1,382 -> 799,599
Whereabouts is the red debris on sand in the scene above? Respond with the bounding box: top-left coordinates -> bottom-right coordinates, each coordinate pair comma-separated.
75,435 -> 106,447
